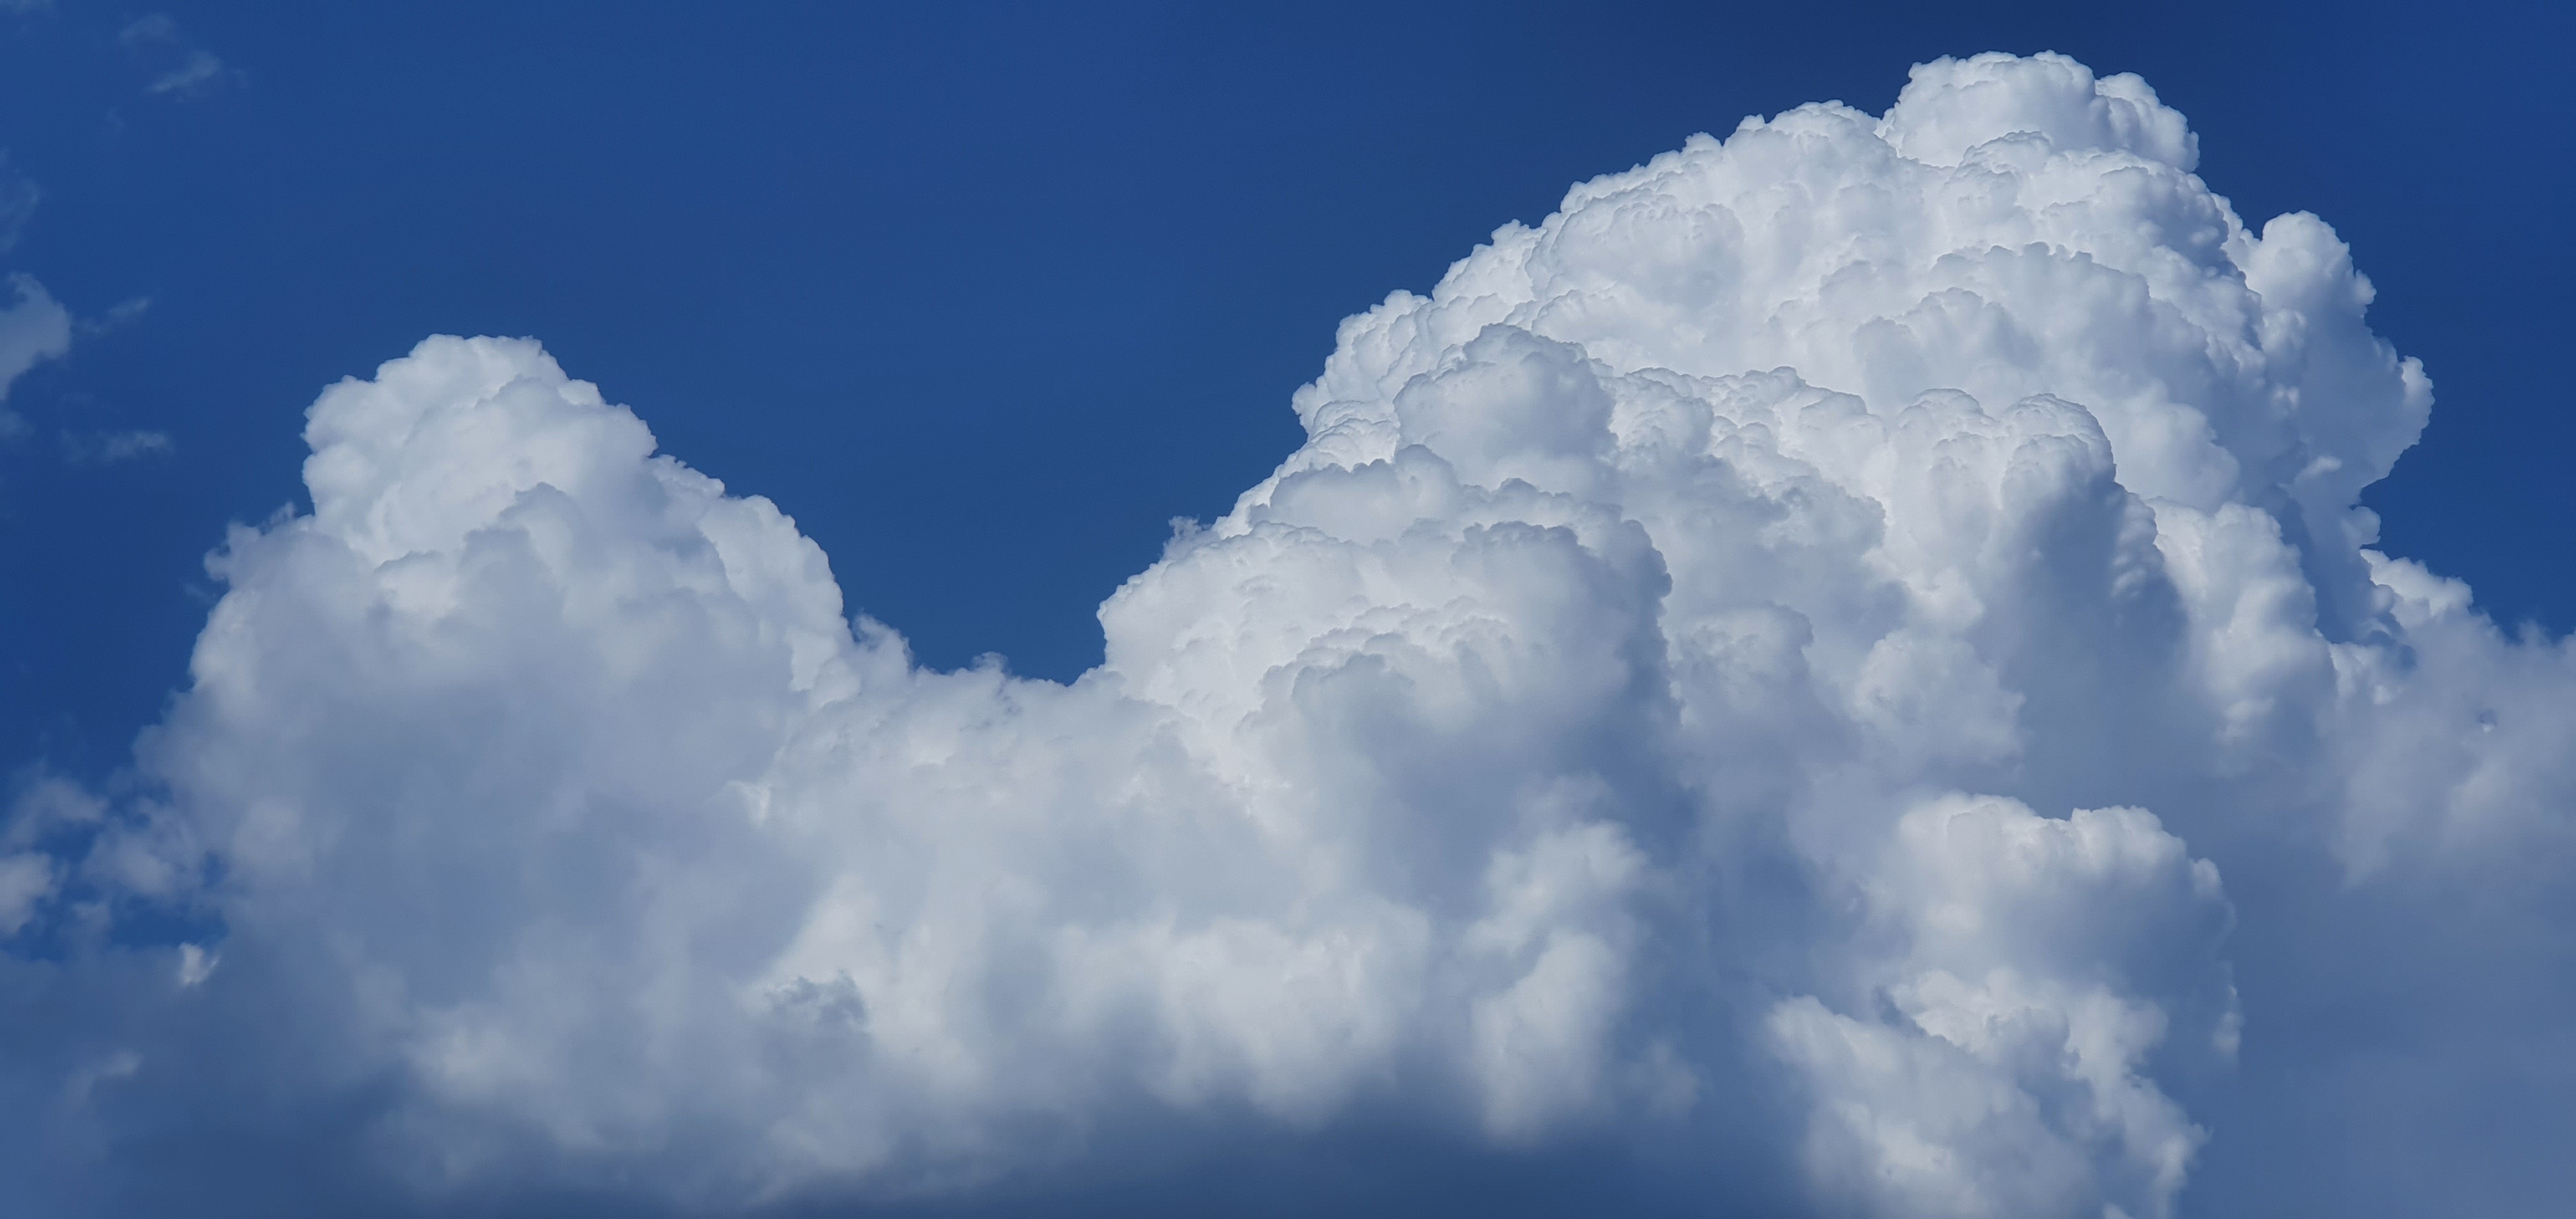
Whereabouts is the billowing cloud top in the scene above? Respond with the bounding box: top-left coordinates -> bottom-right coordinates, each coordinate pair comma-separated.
8,52 -> 2571,1218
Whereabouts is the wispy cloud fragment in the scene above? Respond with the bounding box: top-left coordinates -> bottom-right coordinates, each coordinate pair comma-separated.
75,296 -> 151,339
119,13 -> 238,99
61,428 -> 174,463
0,155 -> 36,252
0,272 -> 72,408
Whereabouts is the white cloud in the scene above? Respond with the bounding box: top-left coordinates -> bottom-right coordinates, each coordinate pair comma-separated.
0,155 -> 36,252
8,50 -> 2573,1217
0,851 -> 53,937
1771,797 -> 2227,1218
0,158 -> 70,438
0,157 -> 167,468
61,428 -> 174,463
120,13 -> 236,99
0,272 -> 72,425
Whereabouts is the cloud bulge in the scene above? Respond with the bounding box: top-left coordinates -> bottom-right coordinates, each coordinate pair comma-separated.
6,51 -> 2570,1217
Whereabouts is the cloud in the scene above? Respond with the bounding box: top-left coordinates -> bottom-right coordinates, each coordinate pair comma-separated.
0,158 -> 70,438
60,428 -> 174,463
0,155 -> 36,252
0,272 -> 73,413
75,296 -> 151,340
119,13 -> 237,99
0,155 -> 161,469
4,50 -> 2571,1218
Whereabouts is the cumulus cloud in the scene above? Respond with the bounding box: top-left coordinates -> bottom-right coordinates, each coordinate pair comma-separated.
6,50 -> 2572,1218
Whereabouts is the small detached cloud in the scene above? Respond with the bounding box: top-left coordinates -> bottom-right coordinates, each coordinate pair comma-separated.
0,272 -> 72,413
61,427 -> 173,463
1,159 -> 70,436
0,157 -> 167,466
76,296 -> 151,339
0,280 -> 158,461
119,13 -> 238,99
0,155 -> 36,252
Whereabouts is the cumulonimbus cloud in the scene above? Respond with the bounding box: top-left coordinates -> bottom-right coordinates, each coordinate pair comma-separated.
7,51 -> 2572,1218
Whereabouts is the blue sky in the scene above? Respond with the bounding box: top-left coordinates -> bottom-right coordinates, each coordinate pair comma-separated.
2,4 -> 2572,1217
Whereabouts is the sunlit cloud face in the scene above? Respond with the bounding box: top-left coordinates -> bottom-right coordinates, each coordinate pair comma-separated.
6,50 -> 2571,1219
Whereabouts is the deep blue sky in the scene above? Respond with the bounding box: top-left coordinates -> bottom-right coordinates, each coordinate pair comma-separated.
3,0 -> 2570,783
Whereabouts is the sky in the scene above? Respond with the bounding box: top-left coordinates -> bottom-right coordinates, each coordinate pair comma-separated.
1,3 -> 2572,1218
